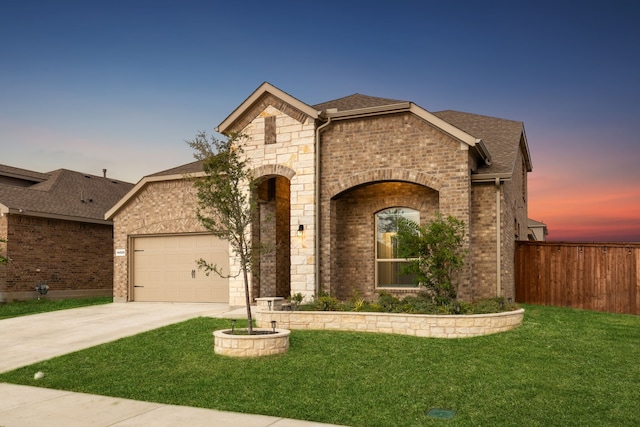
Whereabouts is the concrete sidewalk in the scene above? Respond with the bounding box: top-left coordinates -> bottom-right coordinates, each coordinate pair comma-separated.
0,383 -> 341,427
0,302 -> 346,427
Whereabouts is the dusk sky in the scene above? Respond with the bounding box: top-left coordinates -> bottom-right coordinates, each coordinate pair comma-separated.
1,1 -> 639,242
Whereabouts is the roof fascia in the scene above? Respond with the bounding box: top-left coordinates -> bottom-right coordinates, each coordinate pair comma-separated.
323,102 -> 491,165
216,82 -> 320,134
2,209 -> 113,225
105,172 -> 205,220
471,173 -> 513,183
521,128 -> 533,172
0,171 -> 47,183
322,102 -> 412,119
408,104 -> 480,147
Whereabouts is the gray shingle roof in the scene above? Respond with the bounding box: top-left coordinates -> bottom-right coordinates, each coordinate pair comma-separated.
313,94 -> 407,112
0,166 -> 134,223
147,160 -> 203,177
432,110 -> 526,175
0,164 -> 50,185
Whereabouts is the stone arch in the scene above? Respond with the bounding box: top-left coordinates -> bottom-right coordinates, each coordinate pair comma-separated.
253,164 -> 296,180
325,168 -> 444,199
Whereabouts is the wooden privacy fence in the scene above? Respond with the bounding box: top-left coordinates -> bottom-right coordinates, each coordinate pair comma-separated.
515,241 -> 640,315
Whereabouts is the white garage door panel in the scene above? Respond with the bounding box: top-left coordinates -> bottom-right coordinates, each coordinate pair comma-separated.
133,235 -> 229,303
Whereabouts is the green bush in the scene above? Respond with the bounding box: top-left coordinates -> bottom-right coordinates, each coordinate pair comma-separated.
296,291 -> 518,315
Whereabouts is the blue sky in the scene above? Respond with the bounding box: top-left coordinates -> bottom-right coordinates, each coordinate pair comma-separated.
1,1 -> 639,241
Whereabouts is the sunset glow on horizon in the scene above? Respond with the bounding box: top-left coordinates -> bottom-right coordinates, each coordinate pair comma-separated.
528,173 -> 640,242
1,2 -> 638,243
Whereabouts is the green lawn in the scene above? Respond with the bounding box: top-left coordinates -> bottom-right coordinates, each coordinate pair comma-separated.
0,297 -> 112,319
1,304 -> 638,426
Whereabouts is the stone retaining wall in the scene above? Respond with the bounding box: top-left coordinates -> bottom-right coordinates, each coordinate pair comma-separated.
256,308 -> 524,338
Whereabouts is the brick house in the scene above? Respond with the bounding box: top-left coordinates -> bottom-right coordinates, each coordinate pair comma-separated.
0,164 -> 134,301
107,82 -> 532,305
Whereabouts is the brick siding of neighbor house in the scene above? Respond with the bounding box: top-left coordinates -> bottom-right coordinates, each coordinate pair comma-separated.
0,215 -> 113,301
0,214 -> 9,280
237,101 -> 317,304
111,179 -> 210,302
319,113 -> 474,301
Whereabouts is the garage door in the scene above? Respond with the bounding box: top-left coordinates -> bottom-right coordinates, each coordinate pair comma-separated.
132,234 -> 229,302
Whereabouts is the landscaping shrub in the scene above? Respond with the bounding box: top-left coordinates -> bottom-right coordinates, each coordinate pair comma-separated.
299,291 -> 518,314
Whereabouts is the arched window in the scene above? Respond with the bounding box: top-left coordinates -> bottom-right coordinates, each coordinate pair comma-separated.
375,207 -> 419,288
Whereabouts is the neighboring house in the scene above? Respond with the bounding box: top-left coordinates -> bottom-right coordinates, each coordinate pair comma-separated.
107,82 -> 532,305
0,164 -> 134,301
527,218 -> 548,241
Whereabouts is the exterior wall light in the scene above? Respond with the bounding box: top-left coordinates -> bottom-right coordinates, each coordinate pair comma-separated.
35,282 -> 49,300
297,224 -> 304,237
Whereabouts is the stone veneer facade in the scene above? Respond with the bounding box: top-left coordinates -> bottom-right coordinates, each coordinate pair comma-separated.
255,309 -> 524,339
237,103 -> 317,305
213,329 -> 291,357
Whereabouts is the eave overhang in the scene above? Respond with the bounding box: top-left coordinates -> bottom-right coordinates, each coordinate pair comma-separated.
319,102 -> 492,166
471,173 -> 513,183
1,202 -> 113,225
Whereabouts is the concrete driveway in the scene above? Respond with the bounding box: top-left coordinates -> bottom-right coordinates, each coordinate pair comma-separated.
0,302 -> 242,373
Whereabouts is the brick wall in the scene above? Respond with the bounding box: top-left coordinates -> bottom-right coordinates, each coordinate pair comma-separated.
468,149 -> 528,301
111,179 -> 210,302
332,181 -> 439,300
319,113 -> 473,300
501,148 -> 528,300
0,214 -> 9,295
0,214 -> 113,301
470,182 -> 499,299
256,176 -> 290,297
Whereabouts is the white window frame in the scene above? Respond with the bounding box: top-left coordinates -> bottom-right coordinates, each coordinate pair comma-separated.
375,207 -> 420,289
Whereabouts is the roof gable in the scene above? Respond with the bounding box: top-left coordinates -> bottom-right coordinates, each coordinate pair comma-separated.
313,94 -> 491,164
105,160 -> 205,219
216,82 -> 320,134
433,110 -> 532,176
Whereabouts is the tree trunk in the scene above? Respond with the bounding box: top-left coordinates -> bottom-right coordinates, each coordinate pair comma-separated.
243,263 -> 253,334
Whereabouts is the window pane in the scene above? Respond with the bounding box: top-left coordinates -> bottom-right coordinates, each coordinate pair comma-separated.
376,208 -> 419,259
377,261 -> 416,287
376,207 -> 420,288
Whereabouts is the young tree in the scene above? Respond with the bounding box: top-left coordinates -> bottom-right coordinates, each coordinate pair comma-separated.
396,213 -> 467,305
187,132 -> 258,334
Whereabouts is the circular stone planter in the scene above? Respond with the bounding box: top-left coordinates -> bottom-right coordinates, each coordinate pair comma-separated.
213,328 -> 291,357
